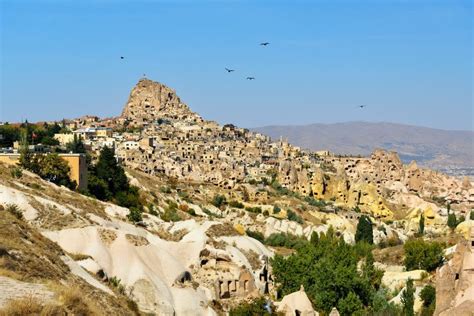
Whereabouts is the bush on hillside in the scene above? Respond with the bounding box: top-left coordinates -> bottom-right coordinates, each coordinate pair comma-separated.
404,239 -> 444,272
287,210 -> 304,224
246,229 -> 265,243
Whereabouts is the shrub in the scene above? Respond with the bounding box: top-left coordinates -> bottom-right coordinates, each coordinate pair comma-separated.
6,204 -> 23,220
404,239 -> 444,272
127,207 -> 142,223
10,167 -> 23,179
203,208 -> 222,218
160,186 -> 172,194
108,276 -> 126,294
148,204 -> 158,216
273,205 -> 281,214
115,186 -> 141,209
287,209 -> 304,224
229,200 -> 244,208
229,297 -> 276,316
162,207 -> 182,222
265,232 -> 308,249
304,196 -> 327,208
246,229 -> 265,243
245,206 -> 262,214
355,215 -> 373,244
470,211 -> 474,221
353,206 -> 361,213
211,194 -> 227,208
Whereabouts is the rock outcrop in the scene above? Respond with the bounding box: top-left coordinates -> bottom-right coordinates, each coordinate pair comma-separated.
121,78 -> 202,126
276,285 -> 317,316
434,227 -> 474,315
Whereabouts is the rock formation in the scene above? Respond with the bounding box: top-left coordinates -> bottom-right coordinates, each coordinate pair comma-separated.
435,227 -> 474,315
121,78 -> 203,126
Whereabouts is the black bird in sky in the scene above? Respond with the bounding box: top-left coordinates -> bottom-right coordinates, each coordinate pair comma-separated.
358,105 -> 367,109
260,42 -> 270,46
120,56 -> 124,59
246,77 -> 255,80
225,68 -> 235,73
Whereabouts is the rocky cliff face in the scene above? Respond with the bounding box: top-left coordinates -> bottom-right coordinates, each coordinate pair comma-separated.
121,78 -> 203,126
435,227 -> 474,315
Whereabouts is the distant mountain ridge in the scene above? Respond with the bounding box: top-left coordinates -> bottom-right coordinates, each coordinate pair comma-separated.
252,121 -> 474,173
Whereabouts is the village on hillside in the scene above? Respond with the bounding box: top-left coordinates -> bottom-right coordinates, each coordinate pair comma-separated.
0,78 -> 473,315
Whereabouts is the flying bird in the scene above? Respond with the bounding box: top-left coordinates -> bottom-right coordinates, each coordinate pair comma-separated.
260,42 -> 270,46
120,56 -> 124,59
358,105 -> 367,109
246,77 -> 255,80
225,68 -> 235,73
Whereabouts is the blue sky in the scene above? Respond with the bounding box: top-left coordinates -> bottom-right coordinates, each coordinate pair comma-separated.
1,0 -> 472,130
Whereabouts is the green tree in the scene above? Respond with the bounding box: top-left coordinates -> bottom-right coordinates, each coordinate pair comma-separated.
420,284 -> 435,307
447,213 -> 457,229
470,211 -> 474,220
211,194 -> 227,208
338,291 -> 364,316
404,239 -> 444,272
0,124 -> 21,147
92,146 -> 129,195
36,154 -> 75,189
271,228 -> 378,314
420,285 -> 436,316
419,213 -> 425,236
355,215 -> 374,244
127,207 -> 143,223
66,134 -> 86,153
401,278 -> 415,316
362,252 -> 383,290
18,128 -> 35,171
87,175 -> 111,200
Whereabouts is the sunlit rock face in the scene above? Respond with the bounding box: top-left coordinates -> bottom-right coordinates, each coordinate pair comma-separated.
121,78 -> 202,126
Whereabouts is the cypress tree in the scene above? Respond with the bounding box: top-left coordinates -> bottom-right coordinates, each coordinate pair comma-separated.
447,213 -> 457,229
418,213 -> 425,235
355,215 -> 373,244
401,278 -> 415,316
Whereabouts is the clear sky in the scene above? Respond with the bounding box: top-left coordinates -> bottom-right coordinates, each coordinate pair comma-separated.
1,0 -> 472,130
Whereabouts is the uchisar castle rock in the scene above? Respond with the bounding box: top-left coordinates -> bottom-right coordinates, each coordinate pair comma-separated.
0,78 -> 473,315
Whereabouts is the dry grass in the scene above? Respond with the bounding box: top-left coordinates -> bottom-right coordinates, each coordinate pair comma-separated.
373,244 -> 405,266
58,286 -> 102,316
0,295 -> 64,316
155,228 -> 188,241
65,252 -> 92,261
240,249 -> 262,271
206,223 -> 240,237
0,287 -> 103,316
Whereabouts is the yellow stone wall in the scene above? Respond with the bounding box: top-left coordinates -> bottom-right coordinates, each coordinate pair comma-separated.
0,153 -> 87,190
